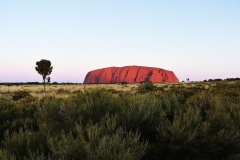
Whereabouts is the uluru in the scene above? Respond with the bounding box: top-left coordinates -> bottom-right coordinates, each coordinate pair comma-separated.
84,66 -> 179,84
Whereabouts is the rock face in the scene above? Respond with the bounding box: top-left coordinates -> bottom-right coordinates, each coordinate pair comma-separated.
84,66 -> 179,84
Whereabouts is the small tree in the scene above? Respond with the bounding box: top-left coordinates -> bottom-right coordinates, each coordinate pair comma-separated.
47,77 -> 51,84
35,59 -> 53,93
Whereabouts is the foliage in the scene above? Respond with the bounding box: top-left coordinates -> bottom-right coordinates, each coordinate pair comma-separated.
12,91 -> 31,101
1,86 -> 240,159
47,114 -> 148,160
35,59 -> 53,92
138,81 -> 156,92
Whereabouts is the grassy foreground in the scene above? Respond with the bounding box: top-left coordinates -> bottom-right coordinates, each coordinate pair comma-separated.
0,80 -> 240,159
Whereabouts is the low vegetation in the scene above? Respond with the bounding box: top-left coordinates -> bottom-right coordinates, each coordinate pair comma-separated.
0,80 -> 240,159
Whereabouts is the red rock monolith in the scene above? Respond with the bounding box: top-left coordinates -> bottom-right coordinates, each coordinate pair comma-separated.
84,66 -> 179,84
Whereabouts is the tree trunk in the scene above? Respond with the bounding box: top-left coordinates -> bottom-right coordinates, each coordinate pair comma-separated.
44,78 -> 46,93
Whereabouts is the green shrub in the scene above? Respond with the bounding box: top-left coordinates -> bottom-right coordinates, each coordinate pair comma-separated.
1,88 -> 240,159
12,91 -> 31,101
138,81 -> 156,93
0,98 -> 38,142
47,114 -> 148,160
3,128 -> 45,159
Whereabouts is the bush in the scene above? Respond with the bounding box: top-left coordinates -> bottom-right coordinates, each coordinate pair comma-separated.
138,81 -> 156,92
12,91 -> 31,101
47,114 -> 148,160
1,88 -> 240,159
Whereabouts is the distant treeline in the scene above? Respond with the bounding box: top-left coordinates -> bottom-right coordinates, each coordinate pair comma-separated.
0,77 -> 239,85
204,77 -> 240,82
0,82 -> 82,85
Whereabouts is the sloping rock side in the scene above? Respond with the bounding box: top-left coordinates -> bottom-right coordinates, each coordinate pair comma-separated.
84,66 -> 179,84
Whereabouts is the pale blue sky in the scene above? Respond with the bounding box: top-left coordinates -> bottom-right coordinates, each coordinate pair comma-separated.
0,0 -> 239,82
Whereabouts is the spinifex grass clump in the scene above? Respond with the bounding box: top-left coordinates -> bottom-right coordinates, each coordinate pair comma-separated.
12,91 -> 31,101
137,81 -> 157,93
0,88 -> 240,159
